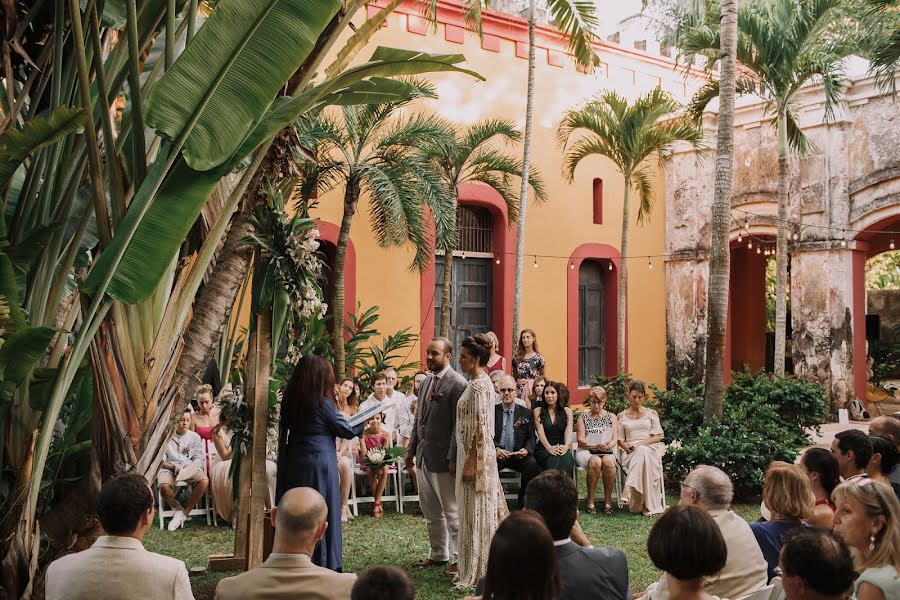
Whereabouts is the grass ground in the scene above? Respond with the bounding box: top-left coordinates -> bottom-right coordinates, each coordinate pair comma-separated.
144,496 -> 762,600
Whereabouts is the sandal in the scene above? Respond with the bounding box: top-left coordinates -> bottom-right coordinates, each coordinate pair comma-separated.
604,504 -> 614,516
585,502 -> 596,515
373,501 -> 384,518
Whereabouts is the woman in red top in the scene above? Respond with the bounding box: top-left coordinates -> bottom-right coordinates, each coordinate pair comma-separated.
483,331 -> 505,374
800,447 -> 839,528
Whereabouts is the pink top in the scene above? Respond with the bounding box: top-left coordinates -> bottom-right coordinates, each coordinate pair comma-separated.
194,425 -> 215,441
363,433 -> 387,451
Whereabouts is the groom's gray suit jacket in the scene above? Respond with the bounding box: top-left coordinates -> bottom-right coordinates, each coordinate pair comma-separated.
407,367 -> 467,473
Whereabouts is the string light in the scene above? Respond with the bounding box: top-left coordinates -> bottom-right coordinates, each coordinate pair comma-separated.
793,231 -> 799,241
608,261 -> 613,271
648,257 -> 653,270
892,240 -> 896,250
840,239 -> 847,248
737,233 -> 743,243
569,259 -> 575,269
748,240 -> 753,249
461,251 -> 466,260
533,256 -> 538,269
756,246 -> 762,255
495,256 -> 501,265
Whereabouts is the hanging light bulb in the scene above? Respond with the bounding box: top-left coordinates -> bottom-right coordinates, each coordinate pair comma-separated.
569,259 -> 575,270
608,261 -> 613,271
737,233 -> 743,243
840,239 -> 847,248
495,255 -> 501,265
648,257 -> 653,270
892,239 -> 896,250
748,240 -> 753,249
461,251 -> 467,260
533,256 -> 538,269
756,246 -> 762,255
793,231 -> 799,241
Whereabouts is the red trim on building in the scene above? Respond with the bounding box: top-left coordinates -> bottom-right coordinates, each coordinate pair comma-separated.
445,24 -> 465,44
567,245 -> 621,404
852,243 -> 869,403
419,183 -> 515,367
407,14 -> 429,35
515,41 -> 529,59
548,49 -> 565,68
482,34 -> 500,52
316,220 -> 356,340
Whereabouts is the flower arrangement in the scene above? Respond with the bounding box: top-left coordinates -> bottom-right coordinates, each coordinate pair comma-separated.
361,446 -> 406,468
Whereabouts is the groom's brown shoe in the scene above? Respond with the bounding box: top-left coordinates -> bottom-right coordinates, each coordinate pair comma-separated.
445,563 -> 458,575
416,558 -> 447,568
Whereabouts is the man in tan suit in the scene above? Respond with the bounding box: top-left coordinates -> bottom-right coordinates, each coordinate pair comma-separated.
215,487 -> 356,600
642,466 -> 769,600
46,474 -> 193,600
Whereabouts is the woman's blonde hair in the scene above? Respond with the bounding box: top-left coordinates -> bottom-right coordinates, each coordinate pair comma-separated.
485,331 -> 500,353
763,462 -> 815,521
832,478 -> 900,572
195,383 -> 214,400
587,386 -> 607,405
333,384 -> 348,413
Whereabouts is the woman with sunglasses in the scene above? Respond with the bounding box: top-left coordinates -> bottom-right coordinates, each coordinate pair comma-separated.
832,478 -> 900,600
575,386 -> 618,515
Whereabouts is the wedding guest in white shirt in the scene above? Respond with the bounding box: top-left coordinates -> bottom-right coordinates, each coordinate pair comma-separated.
158,409 -> 210,531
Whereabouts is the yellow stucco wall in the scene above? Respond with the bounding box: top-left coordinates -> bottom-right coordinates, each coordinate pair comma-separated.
311,5 -> 706,392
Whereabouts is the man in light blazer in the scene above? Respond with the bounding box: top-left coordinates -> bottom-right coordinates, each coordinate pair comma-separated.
215,487 -> 356,600
46,474 -> 193,600
406,336 -> 467,573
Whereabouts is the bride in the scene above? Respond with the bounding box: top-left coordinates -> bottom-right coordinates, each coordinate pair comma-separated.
455,333 -> 508,588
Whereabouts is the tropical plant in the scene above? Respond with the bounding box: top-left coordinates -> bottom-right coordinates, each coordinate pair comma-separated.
421,118 -> 547,337
557,88 -> 703,374
701,0 -> 737,422
863,0 -> 900,90
678,0 -> 853,377
0,0 -> 483,593
293,80 -> 456,379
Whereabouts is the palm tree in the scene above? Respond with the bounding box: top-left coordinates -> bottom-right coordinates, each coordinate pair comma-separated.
511,0 -> 601,352
864,0 -> 900,89
702,0 -> 738,422
422,119 -> 547,338
679,0 -> 852,376
294,82 -> 452,379
557,88 -> 703,375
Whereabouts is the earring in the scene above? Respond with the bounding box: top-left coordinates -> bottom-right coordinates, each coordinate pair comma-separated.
869,534 -> 876,552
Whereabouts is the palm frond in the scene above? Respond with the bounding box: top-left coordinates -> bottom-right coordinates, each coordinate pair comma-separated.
686,80 -> 719,120
548,0 -> 601,69
631,166 -> 656,224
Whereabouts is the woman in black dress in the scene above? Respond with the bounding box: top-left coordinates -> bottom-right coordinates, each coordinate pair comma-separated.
533,381 -> 574,474
276,355 -> 364,571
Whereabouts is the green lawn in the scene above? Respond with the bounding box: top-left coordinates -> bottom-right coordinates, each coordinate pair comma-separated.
144,497 -> 762,600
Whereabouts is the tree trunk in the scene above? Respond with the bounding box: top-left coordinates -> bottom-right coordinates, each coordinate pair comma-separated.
333,184 -> 359,380
774,111 -> 789,377
439,188 -> 458,338
512,0 -> 536,352
618,182 -> 631,375
702,0 -> 738,421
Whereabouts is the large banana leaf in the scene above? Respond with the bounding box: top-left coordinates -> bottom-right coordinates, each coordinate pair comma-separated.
145,0 -> 342,172
0,107 -> 85,198
0,253 -> 26,330
0,326 -> 58,402
233,48 -> 485,158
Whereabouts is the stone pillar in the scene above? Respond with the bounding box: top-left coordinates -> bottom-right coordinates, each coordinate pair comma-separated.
791,245 -> 855,412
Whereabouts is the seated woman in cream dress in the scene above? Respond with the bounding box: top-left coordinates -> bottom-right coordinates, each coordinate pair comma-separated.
210,417 -> 277,524
617,379 -> 665,516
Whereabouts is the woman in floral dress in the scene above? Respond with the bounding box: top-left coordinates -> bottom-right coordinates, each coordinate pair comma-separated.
512,328 -> 545,400
455,333 -> 508,589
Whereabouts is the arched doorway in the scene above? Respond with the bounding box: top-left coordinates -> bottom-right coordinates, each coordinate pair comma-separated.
434,205 -> 494,364
577,260 -> 606,386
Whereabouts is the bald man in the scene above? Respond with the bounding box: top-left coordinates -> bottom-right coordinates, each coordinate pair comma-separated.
870,416 -> 900,485
215,488 -> 356,600
494,374 -> 541,508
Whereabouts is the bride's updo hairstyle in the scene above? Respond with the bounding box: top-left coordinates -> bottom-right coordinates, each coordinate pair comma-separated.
462,333 -> 493,367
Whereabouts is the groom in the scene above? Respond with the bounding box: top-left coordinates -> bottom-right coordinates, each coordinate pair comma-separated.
406,336 -> 467,574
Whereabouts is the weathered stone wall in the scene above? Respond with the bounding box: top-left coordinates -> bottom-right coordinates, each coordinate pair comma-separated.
664,72 -> 900,409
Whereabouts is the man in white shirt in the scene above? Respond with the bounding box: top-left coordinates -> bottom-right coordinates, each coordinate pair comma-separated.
215,487 -> 356,600
158,409 -> 209,531
642,465 -> 768,600
359,372 -> 409,443
46,474 -> 193,600
831,428 -> 872,481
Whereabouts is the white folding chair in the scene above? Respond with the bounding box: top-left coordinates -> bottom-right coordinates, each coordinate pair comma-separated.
349,463 -> 400,516
397,463 -> 419,513
736,578 -> 782,600
156,480 -> 215,529
499,468 -> 522,501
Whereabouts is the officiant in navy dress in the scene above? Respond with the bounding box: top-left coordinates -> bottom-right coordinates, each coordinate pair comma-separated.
276,355 -> 365,572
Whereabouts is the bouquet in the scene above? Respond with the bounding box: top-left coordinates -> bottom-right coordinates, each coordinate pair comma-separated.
362,446 -> 406,468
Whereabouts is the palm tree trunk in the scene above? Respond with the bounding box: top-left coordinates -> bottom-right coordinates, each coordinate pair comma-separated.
702,0 -> 738,421
618,181 -> 631,375
774,110 -> 789,377
439,188 -> 458,338
512,0 -> 537,352
333,184 -> 359,380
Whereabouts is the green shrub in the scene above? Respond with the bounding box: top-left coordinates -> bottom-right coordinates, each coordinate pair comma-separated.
657,370 -> 827,499
590,373 -> 657,415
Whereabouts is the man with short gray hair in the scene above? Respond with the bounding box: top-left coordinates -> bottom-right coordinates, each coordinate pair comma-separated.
215,488 -> 356,599
642,466 -> 768,600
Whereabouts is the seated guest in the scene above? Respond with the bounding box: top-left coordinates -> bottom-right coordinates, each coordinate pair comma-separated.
832,428 -> 872,481
215,487 -> 357,599
617,380 -> 666,515
465,510 -> 560,600
359,372 -> 406,440
752,462 -> 815,582
494,374 -> 542,509
643,466 -> 768,600
647,505 -> 727,600
339,377 -> 360,416
534,381 -> 575,475
799,448 -> 840,528
351,566 -> 415,600
46,474 -> 193,600
522,470 -> 630,600
575,386 -> 618,515
832,478 -> 900,600
158,409 -> 210,531
335,384 -> 356,523
360,413 -> 391,518
484,330 -> 506,375
870,416 -> 900,485
528,375 -> 547,410
778,529 -> 856,600
868,435 -> 900,501
489,370 -> 504,398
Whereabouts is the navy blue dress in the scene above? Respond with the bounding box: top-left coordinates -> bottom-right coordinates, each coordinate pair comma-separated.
276,399 -> 364,571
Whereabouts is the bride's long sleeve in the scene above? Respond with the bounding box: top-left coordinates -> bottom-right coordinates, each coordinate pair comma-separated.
473,377 -> 494,493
